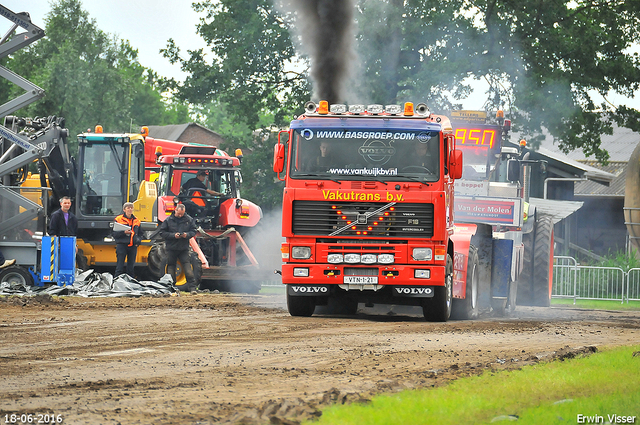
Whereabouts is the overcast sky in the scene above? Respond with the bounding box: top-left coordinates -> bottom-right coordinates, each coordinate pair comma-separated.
2,0 -> 639,110
2,0 -> 206,81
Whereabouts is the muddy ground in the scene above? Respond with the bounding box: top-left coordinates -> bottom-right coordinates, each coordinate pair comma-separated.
1,292 -> 639,425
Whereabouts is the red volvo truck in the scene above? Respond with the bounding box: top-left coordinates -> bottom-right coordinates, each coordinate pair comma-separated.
274,102 -> 552,321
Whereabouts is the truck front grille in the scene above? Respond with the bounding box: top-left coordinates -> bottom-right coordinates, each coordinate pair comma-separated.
292,201 -> 434,238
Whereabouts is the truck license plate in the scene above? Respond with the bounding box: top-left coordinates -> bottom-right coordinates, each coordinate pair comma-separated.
343,276 -> 378,284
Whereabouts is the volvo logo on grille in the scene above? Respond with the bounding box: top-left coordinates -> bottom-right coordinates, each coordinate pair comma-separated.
358,139 -> 395,166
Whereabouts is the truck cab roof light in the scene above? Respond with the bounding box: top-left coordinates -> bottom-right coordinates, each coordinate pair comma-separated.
349,104 -> 365,114
318,100 -> 329,115
95,125 -> 103,133
404,102 -> 415,116
385,104 -> 402,115
330,104 -> 347,114
367,104 -> 384,115
415,103 -> 430,117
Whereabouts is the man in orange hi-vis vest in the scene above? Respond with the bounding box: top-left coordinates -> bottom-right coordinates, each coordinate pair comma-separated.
113,202 -> 141,278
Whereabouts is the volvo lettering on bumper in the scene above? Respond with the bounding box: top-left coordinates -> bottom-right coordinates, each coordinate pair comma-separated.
288,285 -> 330,296
393,287 -> 434,297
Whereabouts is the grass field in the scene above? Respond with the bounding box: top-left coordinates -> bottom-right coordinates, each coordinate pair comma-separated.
551,298 -> 640,311
306,345 -> 640,425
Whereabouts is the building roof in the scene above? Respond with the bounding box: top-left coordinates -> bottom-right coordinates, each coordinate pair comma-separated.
504,140 -> 616,185
536,124 -> 640,162
574,161 -> 627,197
530,197 -> 584,224
146,123 -> 223,142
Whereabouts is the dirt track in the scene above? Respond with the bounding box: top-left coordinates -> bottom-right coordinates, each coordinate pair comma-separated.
1,293 -> 639,425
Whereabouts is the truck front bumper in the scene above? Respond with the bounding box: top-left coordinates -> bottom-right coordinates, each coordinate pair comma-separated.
281,263 -> 446,288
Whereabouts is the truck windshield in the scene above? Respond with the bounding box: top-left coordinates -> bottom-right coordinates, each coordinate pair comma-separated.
460,145 -> 491,181
160,167 -> 236,197
289,128 -> 440,182
80,142 -> 127,215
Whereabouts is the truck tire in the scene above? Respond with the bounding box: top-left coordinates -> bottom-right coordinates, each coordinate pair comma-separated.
423,253 -> 453,322
517,228 -> 535,306
451,245 -> 479,320
287,292 -> 316,317
517,215 -> 554,307
531,216 -> 554,307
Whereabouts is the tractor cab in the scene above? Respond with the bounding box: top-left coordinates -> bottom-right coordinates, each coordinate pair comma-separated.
155,145 -> 244,229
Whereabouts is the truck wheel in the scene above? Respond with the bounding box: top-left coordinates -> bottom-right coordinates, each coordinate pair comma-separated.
423,253 -> 453,322
518,215 -> 554,307
451,245 -> 479,320
531,216 -> 554,307
0,266 -> 34,287
287,292 -> 316,317
517,228 -> 535,306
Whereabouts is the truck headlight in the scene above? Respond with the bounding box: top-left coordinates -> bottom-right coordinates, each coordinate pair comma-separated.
327,254 -> 344,264
293,267 -> 309,277
291,246 -> 311,259
378,254 -> 394,264
412,248 -> 432,261
344,253 -> 361,263
361,254 -> 377,264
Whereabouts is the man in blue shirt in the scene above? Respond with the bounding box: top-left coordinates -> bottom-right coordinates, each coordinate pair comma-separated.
49,196 -> 78,236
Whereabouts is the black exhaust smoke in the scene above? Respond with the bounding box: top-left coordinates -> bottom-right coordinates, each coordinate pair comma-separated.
290,0 -> 355,104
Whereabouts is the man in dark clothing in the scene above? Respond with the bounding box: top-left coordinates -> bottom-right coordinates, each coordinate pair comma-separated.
180,170 -> 222,217
113,202 -> 142,278
181,170 -> 222,196
157,203 -> 198,291
49,196 -> 78,236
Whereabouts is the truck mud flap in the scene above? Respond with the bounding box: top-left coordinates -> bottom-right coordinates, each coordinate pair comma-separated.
392,286 -> 435,297
288,285 -> 331,296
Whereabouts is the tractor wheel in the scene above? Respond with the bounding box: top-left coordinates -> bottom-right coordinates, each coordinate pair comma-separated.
0,266 -> 34,287
531,216 -> 554,307
287,291 -> 316,317
423,253 -> 453,322
517,228 -> 535,305
451,245 -> 479,320
517,215 -> 554,307
76,249 -> 89,271
190,251 -> 203,288
147,243 -> 166,280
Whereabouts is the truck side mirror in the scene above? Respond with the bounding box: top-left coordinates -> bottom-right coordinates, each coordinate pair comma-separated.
507,159 -> 520,182
449,149 -> 463,179
273,143 -> 285,173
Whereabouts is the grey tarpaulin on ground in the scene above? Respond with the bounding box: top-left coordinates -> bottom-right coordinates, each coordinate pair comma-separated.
0,271 -> 178,297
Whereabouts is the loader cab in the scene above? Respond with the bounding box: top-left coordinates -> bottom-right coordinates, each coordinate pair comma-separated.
75,131 -> 144,239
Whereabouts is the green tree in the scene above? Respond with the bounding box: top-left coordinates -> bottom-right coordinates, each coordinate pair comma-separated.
162,0 -> 310,132
192,101 -> 285,210
172,0 -> 640,163
2,0 -> 189,151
